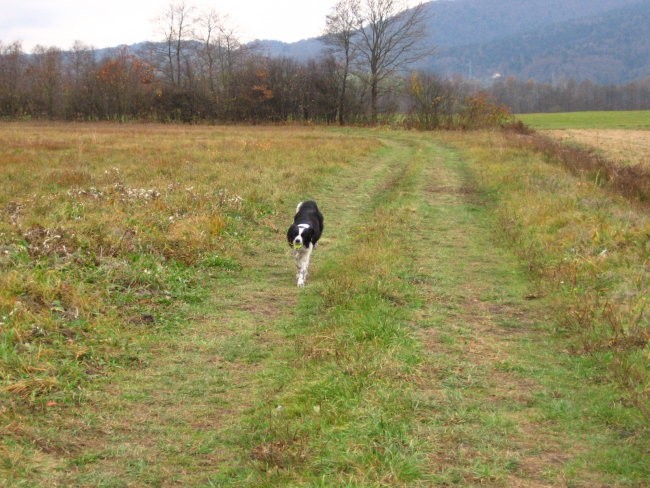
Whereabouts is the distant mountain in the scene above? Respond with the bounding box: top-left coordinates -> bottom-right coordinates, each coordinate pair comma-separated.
250,38 -> 325,62
427,0 -> 650,83
254,0 -> 650,85
419,0 -> 642,49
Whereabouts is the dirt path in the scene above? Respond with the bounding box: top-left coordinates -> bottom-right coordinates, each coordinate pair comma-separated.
403,135 -> 645,486
42,244 -> 298,485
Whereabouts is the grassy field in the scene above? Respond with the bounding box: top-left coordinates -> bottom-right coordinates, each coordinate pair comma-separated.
1,123 -> 648,486
517,110 -> 650,130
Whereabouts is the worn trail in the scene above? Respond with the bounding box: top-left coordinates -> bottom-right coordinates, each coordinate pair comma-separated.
39,132 -> 398,486
406,138 -> 573,485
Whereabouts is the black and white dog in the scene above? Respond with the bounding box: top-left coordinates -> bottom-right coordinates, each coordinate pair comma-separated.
287,200 -> 323,287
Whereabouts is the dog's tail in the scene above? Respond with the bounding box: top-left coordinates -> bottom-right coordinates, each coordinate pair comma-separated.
295,201 -> 303,214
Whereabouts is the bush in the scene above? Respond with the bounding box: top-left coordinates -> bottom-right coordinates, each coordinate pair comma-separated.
406,73 -> 513,130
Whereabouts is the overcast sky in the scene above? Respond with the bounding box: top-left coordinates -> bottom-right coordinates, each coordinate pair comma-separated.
0,0 -> 360,52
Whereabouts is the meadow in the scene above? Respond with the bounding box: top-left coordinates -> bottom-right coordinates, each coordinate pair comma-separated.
1,122 -> 648,486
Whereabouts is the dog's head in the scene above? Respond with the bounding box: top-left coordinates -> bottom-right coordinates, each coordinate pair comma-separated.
287,224 -> 314,249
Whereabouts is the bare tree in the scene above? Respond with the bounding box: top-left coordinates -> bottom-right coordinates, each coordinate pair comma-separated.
196,8 -> 222,97
28,46 -> 64,117
0,41 -> 26,116
324,0 -> 360,125
195,8 -> 243,115
66,41 -> 97,117
352,0 -> 433,123
158,1 -> 195,88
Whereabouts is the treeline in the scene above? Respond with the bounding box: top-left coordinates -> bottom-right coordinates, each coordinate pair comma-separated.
0,0 -> 513,128
0,40 -> 505,127
3,0 -> 647,126
488,76 -> 650,113
0,40 -> 339,123
3,37 -> 647,124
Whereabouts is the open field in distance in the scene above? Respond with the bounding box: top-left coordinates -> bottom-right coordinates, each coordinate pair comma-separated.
517,110 -> 650,168
542,129 -> 650,167
517,110 -> 650,129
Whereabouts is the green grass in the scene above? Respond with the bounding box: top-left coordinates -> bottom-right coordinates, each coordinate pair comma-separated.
410,137 -> 648,486
1,123 -> 648,486
517,110 -> 650,129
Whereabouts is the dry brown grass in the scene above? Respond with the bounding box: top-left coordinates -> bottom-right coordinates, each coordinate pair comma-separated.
504,128 -> 650,203
543,129 -> 650,168
2,124 -> 648,486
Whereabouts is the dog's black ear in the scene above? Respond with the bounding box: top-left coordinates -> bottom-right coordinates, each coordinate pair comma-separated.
287,225 -> 298,245
301,227 -> 315,246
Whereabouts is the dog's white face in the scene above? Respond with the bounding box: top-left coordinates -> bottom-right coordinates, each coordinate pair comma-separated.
291,224 -> 311,249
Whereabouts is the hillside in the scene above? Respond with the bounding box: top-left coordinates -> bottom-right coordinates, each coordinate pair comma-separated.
429,0 -> 650,83
419,0 -> 642,49
255,0 -> 650,84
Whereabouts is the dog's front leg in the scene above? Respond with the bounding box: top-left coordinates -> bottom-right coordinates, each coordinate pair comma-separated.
295,251 -> 305,287
295,247 -> 312,287
295,259 -> 305,287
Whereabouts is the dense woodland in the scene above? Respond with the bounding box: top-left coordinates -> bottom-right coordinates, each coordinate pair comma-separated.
426,0 -> 650,85
261,0 -> 650,86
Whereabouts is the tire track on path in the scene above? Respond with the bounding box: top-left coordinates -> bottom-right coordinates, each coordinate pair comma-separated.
406,136 -> 615,486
